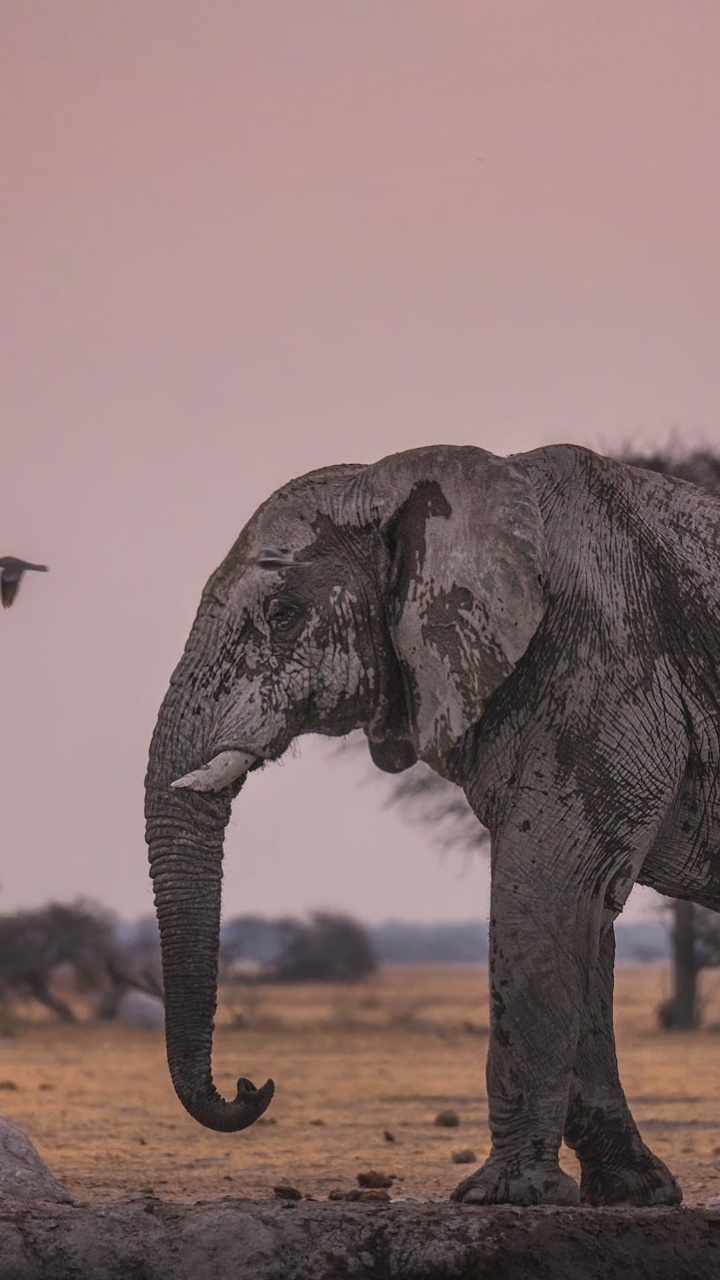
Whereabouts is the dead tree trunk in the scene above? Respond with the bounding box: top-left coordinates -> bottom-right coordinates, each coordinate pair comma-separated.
670,901 -> 699,1029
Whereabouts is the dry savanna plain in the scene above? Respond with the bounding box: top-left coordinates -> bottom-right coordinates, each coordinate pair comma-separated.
1,965 -> 720,1208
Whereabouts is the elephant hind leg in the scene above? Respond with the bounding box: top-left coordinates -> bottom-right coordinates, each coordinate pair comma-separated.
564,924 -> 681,1207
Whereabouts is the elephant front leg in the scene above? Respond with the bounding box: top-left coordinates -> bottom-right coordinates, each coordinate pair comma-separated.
452,867 -> 588,1206
564,923 -> 682,1206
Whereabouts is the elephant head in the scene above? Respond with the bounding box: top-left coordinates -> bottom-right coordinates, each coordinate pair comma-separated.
145,445 -> 547,1131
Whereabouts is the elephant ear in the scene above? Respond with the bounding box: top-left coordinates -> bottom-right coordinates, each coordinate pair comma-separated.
364,446 -> 547,771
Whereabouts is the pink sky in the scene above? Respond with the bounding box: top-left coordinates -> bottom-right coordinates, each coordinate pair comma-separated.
2,2 -> 720,922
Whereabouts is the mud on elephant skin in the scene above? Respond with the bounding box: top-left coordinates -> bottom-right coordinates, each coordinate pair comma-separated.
146,442 -> 720,1205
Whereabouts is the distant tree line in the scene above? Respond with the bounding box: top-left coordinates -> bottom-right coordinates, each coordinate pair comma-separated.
221,913 -> 665,967
0,904 -> 378,1021
221,912 -> 377,982
0,899 -> 687,1028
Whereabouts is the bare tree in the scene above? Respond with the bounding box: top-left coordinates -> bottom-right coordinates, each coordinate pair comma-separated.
657,900 -> 720,1029
270,912 -> 377,983
93,918 -> 163,1019
386,763 -> 489,852
0,900 -> 162,1022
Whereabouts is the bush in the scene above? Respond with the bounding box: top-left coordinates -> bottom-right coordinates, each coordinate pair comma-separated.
270,912 -> 377,983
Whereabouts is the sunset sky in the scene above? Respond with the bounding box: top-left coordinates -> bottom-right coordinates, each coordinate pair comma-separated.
3,2 -> 720,922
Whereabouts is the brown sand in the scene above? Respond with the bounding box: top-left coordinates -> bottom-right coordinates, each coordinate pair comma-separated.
0,964 -> 719,1207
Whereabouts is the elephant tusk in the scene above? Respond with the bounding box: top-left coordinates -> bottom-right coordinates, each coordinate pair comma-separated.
171,750 -> 256,792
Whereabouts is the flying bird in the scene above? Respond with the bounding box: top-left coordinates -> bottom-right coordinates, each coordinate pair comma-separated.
0,557 -> 49,608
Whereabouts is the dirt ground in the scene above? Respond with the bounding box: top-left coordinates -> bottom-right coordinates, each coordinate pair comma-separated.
0,963 -> 719,1209
1,965 -> 720,1277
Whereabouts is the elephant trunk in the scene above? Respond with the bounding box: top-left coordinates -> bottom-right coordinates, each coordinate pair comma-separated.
145,696 -> 274,1132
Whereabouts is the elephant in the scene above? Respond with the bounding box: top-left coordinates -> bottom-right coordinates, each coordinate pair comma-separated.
145,442 -> 720,1206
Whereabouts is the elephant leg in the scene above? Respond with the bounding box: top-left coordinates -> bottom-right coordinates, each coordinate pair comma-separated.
564,923 -> 681,1206
452,828 -> 601,1205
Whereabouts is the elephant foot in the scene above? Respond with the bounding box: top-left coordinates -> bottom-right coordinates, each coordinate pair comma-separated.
451,1156 -> 580,1206
579,1146 -> 682,1207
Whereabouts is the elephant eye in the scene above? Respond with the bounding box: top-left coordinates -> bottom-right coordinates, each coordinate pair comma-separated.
266,598 -> 301,633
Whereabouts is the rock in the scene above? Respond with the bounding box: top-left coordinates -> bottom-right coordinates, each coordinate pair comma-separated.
434,1109 -> 460,1128
0,1116 -> 70,1202
451,1149 -> 477,1164
357,1170 -> 394,1189
0,1080 -> 19,1091
274,1185 -> 302,1201
383,1130 -> 396,1143
0,1200 -> 717,1279
113,991 -> 165,1028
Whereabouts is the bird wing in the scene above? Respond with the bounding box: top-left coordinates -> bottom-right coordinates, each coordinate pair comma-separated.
0,558 -> 48,571
1,569 -> 21,608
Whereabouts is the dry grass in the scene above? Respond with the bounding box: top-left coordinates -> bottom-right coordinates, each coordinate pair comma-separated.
1,965 -> 720,1205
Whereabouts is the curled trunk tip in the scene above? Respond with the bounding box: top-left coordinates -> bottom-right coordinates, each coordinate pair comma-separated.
174,1074 -> 276,1133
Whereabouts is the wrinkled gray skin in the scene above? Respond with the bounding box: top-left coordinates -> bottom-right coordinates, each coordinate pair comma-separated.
146,443 -> 720,1206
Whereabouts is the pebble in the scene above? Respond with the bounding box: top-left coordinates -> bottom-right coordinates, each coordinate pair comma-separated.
451,1149 -> 477,1164
434,1109 -> 460,1128
357,1170 -> 394,1189
273,1184 -> 302,1201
